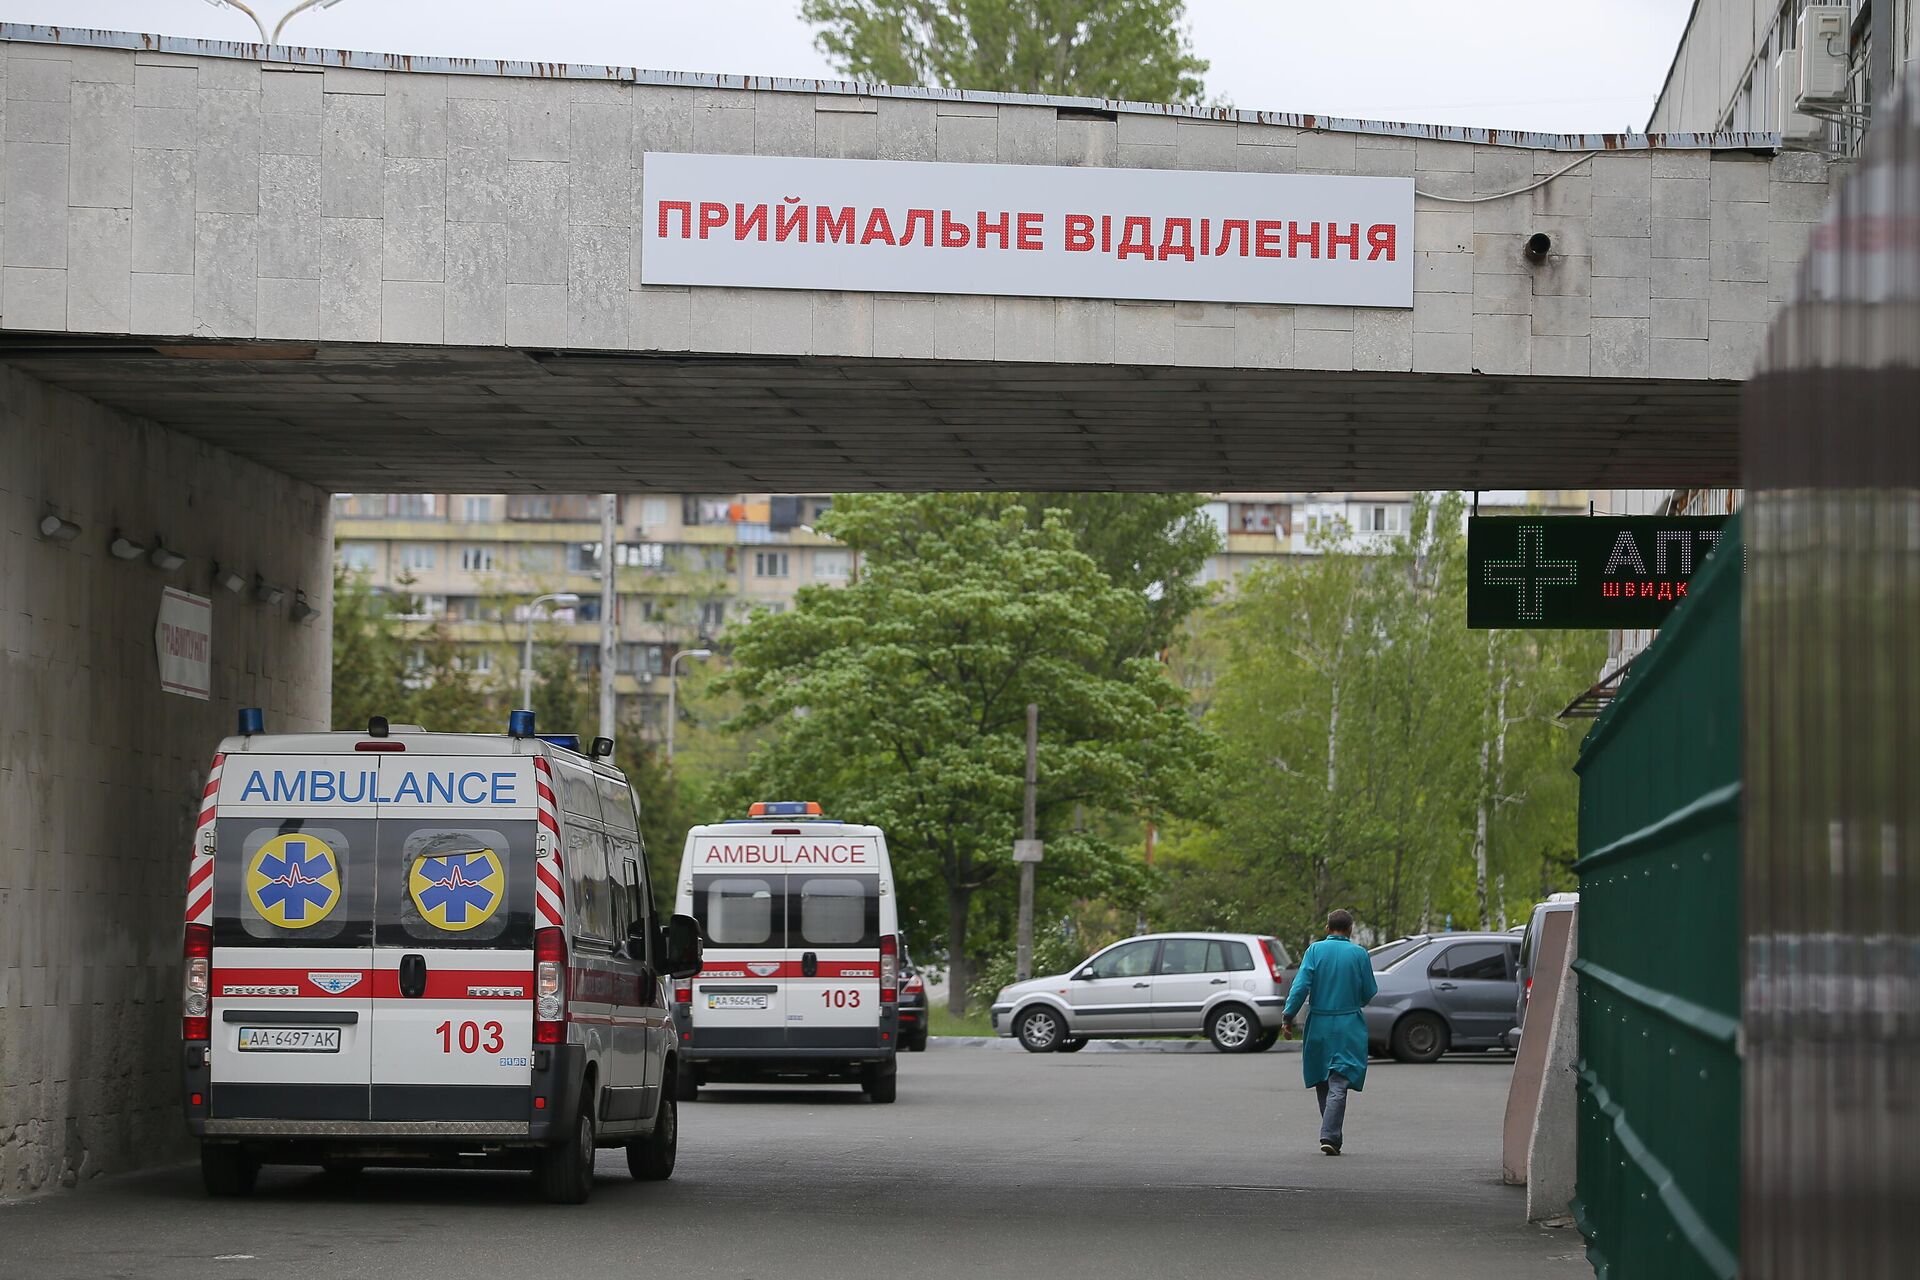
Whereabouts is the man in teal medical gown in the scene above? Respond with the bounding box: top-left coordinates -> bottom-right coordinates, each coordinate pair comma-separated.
1281,909 -> 1378,1155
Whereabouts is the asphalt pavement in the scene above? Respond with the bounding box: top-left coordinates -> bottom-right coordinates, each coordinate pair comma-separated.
0,1046 -> 1587,1280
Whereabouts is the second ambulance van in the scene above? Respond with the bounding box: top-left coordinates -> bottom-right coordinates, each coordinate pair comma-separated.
673,803 -> 901,1103
180,708 -> 702,1203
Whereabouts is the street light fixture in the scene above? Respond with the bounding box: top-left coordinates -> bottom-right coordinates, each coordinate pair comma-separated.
666,648 -> 714,764
521,592 -> 582,710
202,0 -> 347,45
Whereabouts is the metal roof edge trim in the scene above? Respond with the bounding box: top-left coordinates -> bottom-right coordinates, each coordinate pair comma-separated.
3,24 -> 1780,153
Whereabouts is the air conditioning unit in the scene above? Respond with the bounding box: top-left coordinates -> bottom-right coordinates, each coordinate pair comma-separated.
1776,52 -> 1823,142
1796,6 -> 1851,107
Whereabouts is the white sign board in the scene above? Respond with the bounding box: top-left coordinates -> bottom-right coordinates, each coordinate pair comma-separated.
642,153 -> 1413,309
155,587 -> 212,700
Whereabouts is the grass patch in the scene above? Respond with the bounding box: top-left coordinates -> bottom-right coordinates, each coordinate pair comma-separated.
929,1005 -> 997,1037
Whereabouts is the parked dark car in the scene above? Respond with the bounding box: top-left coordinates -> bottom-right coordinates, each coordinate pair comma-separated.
898,945 -> 930,1052
1362,932 -> 1522,1063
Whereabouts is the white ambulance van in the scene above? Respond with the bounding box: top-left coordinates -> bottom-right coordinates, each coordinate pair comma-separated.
673,803 -> 900,1103
180,707 -> 702,1203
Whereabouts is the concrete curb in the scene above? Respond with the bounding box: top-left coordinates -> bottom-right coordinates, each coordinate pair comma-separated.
928,1036 -> 1301,1054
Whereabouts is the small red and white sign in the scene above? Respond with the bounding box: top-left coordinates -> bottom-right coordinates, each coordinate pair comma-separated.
155,587 -> 212,700
641,152 -> 1414,308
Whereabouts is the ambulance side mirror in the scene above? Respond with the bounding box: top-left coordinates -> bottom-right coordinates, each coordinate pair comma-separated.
661,913 -> 703,980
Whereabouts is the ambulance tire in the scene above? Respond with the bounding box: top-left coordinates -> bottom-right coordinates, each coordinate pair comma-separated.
626,1091 -> 677,1182
200,1143 -> 259,1198
861,1062 -> 898,1104
536,1110 -> 596,1204
674,1064 -> 699,1103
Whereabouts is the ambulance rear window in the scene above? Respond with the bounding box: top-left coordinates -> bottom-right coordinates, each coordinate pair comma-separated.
215,821 -> 368,946
381,825 -> 524,947
793,877 -> 878,948
701,877 -> 778,947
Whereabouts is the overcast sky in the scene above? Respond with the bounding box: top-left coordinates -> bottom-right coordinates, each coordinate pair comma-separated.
17,1 -> 1689,133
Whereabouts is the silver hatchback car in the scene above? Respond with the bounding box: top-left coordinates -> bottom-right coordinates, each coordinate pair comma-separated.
991,932 -> 1296,1053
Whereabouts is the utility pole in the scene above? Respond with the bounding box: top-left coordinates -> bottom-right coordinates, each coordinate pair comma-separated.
1015,703 -> 1041,982
597,494 -> 617,744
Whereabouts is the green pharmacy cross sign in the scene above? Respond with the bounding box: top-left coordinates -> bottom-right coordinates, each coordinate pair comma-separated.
1467,516 -> 1731,629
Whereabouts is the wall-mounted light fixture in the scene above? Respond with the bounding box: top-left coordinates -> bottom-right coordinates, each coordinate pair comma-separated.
150,544 -> 187,572
254,577 -> 286,606
289,591 -> 317,623
215,564 -> 247,594
109,533 -> 148,560
38,514 -> 81,542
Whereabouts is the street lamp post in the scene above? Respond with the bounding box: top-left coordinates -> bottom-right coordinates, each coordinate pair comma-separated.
202,0 -> 347,45
666,648 -> 714,763
521,592 -> 581,710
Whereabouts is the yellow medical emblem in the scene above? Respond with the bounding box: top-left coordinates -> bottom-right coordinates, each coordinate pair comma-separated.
408,848 -> 505,932
246,834 -> 343,929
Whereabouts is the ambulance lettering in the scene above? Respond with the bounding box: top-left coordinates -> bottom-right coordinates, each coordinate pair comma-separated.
237,768 -> 518,805
699,841 -> 871,865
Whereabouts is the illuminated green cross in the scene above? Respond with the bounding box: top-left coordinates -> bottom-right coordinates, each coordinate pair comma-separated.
1483,524 -> 1579,623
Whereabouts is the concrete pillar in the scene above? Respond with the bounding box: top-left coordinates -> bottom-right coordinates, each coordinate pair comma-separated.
0,366 -> 331,1197
1526,919 -> 1580,1225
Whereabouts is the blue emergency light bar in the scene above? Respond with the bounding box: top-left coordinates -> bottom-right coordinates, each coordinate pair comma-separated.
237,707 -> 264,736
508,710 -> 536,738
749,801 -> 823,817
539,734 -> 582,752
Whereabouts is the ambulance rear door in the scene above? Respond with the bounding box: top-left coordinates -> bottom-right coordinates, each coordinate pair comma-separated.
368,757 -> 537,1123
210,755 -> 381,1122
688,846 -> 788,1050
783,832 -> 883,1049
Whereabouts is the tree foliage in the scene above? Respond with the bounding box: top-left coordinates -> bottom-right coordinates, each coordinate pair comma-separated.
801,0 -> 1209,102
1153,496 -> 1600,953
716,493 -> 1216,1011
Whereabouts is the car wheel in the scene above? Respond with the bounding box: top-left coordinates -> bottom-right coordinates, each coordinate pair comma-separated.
1016,1005 -> 1065,1053
536,1109 -> 596,1204
200,1144 -> 259,1198
905,1028 -> 929,1052
861,1062 -> 898,1103
673,1062 -> 700,1103
1206,1004 -> 1260,1053
626,1089 -> 677,1181
1250,1029 -> 1281,1053
1056,1037 -> 1088,1053
1391,1012 -> 1449,1064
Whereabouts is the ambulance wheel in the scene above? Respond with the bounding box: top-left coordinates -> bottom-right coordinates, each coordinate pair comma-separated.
1056,1037 -> 1088,1053
536,1111 -> 595,1204
674,1064 -> 699,1103
861,1063 -> 898,1104
200,1143 -> 259,1198
626,1091 -> 677,1182
1016,1006 -> 1065,1052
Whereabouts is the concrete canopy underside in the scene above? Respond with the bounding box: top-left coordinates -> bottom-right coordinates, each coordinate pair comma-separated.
0,340 -> 1737,491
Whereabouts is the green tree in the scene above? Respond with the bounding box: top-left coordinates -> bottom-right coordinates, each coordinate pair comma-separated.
331,566 -> 410,731
718,493 -> 1214,1012
802,0 -> 1209,102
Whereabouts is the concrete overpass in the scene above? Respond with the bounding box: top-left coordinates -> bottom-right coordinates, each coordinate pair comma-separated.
0,23 -> 1836,1194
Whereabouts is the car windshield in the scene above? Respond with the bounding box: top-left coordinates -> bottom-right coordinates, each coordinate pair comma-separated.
1369,938 -> 1425,971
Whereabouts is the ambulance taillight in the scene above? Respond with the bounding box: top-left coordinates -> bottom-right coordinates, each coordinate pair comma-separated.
673,978 -> 691,1005
534,927 -> 567,1044
182,923 -> 212,1041
880,933 -> 898,1004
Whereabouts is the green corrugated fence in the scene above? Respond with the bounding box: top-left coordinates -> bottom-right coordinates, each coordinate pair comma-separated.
1571,516 -> 1742,1279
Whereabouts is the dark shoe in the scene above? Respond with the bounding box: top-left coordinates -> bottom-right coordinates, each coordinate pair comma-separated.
1320,1141 -> 1341,1156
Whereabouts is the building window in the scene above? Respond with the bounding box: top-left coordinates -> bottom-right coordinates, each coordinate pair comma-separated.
813,549 -> 851,580
397,544 -> 437,572
446,595 -> 481,621
574,644 -> 599,674
566,542 -> 601,574
736,522 -> 774,545
698,600 -> 726,633
399,593 -> 447,620
506,495 -> 601,522
754,551 -> 789,578
620,643 -> 665,675
463,496 -> 493,523
640,497 -> 670,529
517,544 -> 561,573
461,545 -> 497,573
339,542 -> 379,571
1366,506 -> 1404,534
465,647 -> 495,674
616,542 -> 666,570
